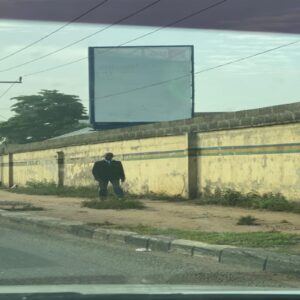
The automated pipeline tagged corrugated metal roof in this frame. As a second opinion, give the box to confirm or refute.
[49,127,96,140]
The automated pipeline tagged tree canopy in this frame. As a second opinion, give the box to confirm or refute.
[0,90,88,144]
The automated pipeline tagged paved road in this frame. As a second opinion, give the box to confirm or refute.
[0,225,299,287]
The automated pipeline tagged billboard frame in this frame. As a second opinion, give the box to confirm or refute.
[88,45,194,130]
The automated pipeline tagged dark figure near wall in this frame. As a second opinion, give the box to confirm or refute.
[92,152,125,200]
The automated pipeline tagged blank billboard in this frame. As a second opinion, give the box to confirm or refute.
[89,46,194,127]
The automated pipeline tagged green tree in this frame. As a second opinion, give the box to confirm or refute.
[0,90,88,144]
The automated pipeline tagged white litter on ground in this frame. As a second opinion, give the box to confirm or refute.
[135,248,152,252]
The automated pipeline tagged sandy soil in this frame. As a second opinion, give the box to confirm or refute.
[0,190,300,234]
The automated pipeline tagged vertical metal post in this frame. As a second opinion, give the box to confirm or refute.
[8,153,13,187]
[0,154,3,186]
[191,45,195,118]
[187,132,198,199]
[57,151,64,187]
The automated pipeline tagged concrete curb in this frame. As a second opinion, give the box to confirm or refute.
[0,210,299,273]
[220,248,268,271]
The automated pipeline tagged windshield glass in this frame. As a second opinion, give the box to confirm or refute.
[0,0,299,290]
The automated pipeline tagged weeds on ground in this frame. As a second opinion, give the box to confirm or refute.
[281,219,290,224]
[6,181,97,198]
[87,221,115,227]
[237,215,259,226]
[0,200,44,211]
[128,192,185,202]
[3,204,44,211]
[196,187,300,214]
[93,223,300,248]
[0,200,28,206]
[81,199,145,210]
[4,181,300,214]
[4,181,183,202]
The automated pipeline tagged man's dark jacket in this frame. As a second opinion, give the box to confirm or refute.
[92,159,125,181]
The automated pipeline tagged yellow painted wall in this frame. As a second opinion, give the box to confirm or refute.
[61,135,187,196]
[7,135,188,197]
[13,150,58,185]
[2,122,300,201]
[0,154,9,186]
[197,123,300,200]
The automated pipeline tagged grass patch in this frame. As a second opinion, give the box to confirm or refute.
[196,187,300,214]
[87,221,115,227]
[99,223,300,248]
[0,200,28,206]
[0,200,44,211]
[128,192,185,202]
[81,199,145,210]
[2,204,44,211]
[281,219,290,224]
[6,182,97,199]
[3,181,184,202]
[237,215,259,226]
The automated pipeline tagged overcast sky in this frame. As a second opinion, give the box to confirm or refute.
[0,18,299,121]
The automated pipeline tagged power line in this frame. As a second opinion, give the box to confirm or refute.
[24,3,300,80]
[0,0,162,73]
[114,0,228,47]
[94,38,300,100]
[0,82,16,99]
[195,39,300,74]
[0,115,8,121]
[22,0,228,78]
[11,36,300,117]
[23,57,87,78]
[0,0,109,64]
[83,0,229,61]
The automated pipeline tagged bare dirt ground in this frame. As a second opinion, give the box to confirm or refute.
[0,190,299,234]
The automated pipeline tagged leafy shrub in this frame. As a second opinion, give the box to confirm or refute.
[4,204,44,211]
[253,193,292,211]
[237,215,258,226]
[197,187,299,213]
[82,199,145,210]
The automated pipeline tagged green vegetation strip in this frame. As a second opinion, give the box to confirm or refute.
[196,188,300,214]
[0,203,44,211]
[3,182,300,214]
[4,181,184,202]
[4,204,44,211]
[99,224,300,248]
[7,182,98,199]
[82,199,145,210]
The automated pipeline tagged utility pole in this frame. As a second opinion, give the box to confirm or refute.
[0,77,22,84]
[0,77,22,100]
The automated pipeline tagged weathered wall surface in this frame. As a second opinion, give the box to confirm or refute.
[13,150,58,186]
[196,123,300,200]
[6,135,188,197]
[1,102,300,200]
[0,154,9,186]
[61,135,187,196]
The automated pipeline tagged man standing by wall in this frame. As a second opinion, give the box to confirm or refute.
[92,152,125,200]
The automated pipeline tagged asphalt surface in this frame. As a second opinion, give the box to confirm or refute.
[0,225,299,287]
